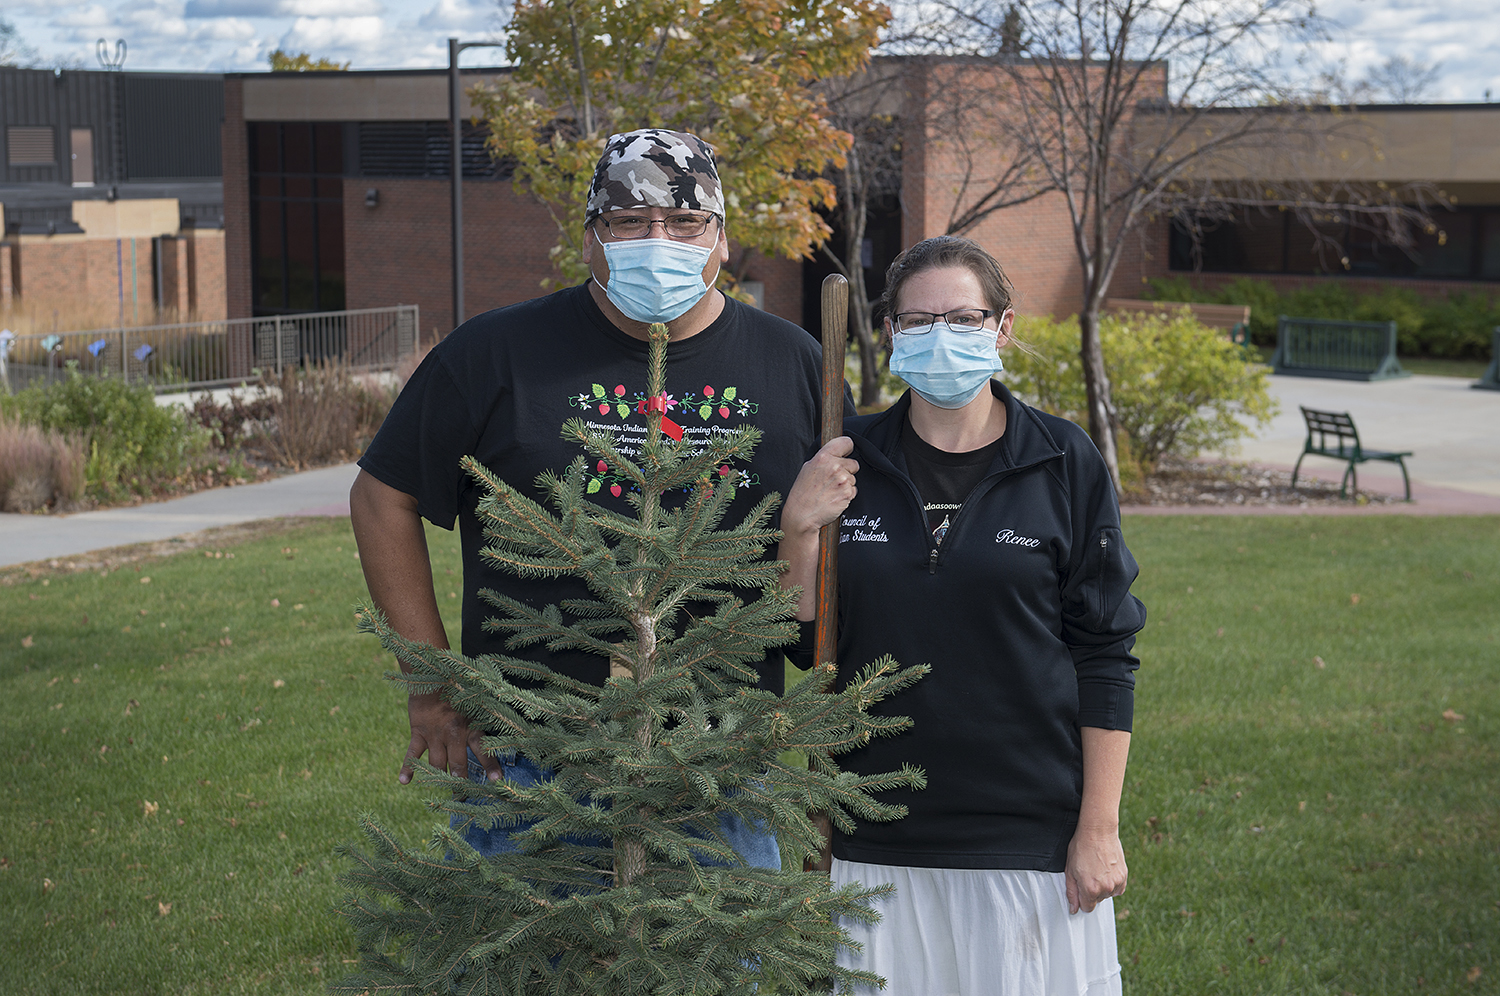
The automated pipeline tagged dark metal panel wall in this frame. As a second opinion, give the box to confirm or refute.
[1,68,223,185]
[0,68,117,185]
[122,76,224,179]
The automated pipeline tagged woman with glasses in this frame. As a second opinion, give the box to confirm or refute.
[779,235,1146,995]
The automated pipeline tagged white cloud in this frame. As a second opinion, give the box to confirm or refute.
[184,0,383,16]
[415,0,499,33]
[274,13,384,63]
[4,0,1495,100]
[1311,0,1500,100]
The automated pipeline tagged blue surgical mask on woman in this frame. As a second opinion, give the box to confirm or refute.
[594,229,720,324]
[889,321,1005,409]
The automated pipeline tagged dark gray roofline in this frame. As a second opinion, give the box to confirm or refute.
[224,66,512,80]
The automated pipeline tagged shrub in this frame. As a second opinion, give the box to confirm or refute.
[0,415,87,512]
[1146,277,1498,358]
[188,391,276,451]
[1005,311,1277,478]
[1420,293,1498,359]
[253,363,394,470]
[0,366,205,498]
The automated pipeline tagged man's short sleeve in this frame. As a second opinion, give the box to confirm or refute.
[358,348,481,530]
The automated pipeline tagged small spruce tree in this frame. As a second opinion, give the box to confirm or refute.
[335,323,926,995]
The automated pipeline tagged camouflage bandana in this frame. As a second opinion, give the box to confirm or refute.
[585,129,724,223]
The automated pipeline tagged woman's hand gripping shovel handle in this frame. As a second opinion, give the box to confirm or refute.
[805,273,848,873]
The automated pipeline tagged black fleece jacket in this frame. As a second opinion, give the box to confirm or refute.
[792,384,1147,872]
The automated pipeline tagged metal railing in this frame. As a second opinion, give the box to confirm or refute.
[0,304,419,394]
[1271,316,1409,382]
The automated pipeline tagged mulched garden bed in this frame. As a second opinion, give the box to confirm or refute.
[1122,457,1402,508]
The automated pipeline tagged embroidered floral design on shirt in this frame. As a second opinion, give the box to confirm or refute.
[567,381,761,495]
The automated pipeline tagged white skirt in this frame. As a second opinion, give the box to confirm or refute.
[831,858,1122,996]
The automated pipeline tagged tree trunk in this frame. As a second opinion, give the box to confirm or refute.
[838,146,883,410]
[847,265,881,409]
[1078,305,1122,495]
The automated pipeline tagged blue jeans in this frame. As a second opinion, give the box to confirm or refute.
[459,749,781,870]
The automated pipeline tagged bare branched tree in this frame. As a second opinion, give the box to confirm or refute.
[816,60,908,407]
[0,16,39,68]
[897,0,1440,491]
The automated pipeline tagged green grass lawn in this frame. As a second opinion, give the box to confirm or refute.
[2,515,1497,994]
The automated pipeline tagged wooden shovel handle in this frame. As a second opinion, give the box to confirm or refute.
[815,273,848,670]
[807,273,847,875]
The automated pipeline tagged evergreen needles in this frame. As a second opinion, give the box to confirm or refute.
[335,322,927,995]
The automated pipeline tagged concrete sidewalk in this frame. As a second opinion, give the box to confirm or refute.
[2,369,1497,569]
[0,463,359,568]
[1220,373,1500,499]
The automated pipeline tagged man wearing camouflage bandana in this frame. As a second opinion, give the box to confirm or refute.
[352,127,847,868]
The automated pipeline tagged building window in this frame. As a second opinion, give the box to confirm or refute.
[248,122,345,314]
[357,120,502,179]
[1171,207,1500,282]
[7,127,55,166]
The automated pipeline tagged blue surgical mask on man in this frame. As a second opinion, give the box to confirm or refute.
[889,320,1005,409]
[594,229,720,324]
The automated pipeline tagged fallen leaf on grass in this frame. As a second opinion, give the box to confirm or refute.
[1216,627,1225,637]
[143,801,158,817]
[293,864,305,876]
[1116,908,1130,921]
[140,577,151,584]
[270,598,280,608]
[98,744,109,755]
[124,699,139,716]
[219,637,233,647]
[272,679,285,689]
[158,901,171,916]
[42,877,56,893]
[1469,967,1482,983]
[293,603,304,611]
[1350,593,1361,605]
[47,677,60,687]
[1443,709,1465,723]
[21,636,33,649]
[328,706,340,716]
[1314,656,1326,669]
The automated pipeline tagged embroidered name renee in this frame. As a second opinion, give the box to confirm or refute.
[995,528,1041,548]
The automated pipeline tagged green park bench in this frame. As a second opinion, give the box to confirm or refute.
[1272,316,1410,381]
[1292,406,1412,501]
[1474,327,1499,391]
[1106,298,1252,345]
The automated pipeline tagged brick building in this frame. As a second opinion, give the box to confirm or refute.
[893,59,1500,317]
[214,61,1498,354]
[0,66,225,322]
[222,68,804,343]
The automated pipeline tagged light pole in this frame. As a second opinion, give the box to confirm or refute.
[449,37,505,331]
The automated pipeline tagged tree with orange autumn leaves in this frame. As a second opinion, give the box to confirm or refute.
[471,0,889,288]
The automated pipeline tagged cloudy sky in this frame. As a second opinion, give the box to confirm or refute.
[1,0,1496,102]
